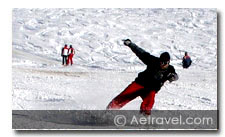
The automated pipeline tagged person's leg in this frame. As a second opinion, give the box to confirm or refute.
[140,91,156,115]
[68,54,73,65]
[71,54,74,65]
[62,56,66,65]
[66,56,69,65]
[107,82,144,109]
[67,55,70,65]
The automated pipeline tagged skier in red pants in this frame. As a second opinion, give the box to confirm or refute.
[107,39,178,115]
[67,45,75,66]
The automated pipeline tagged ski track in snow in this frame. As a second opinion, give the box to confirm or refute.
[12,8,217,110]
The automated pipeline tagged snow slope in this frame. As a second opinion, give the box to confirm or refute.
[12,8,217,110]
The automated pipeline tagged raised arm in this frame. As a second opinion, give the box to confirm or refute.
[123,39,157,65]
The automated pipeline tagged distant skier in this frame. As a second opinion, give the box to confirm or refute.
[61,44,69,66]
[182,52,192,69]
[106,39,178,115]
[67,45,75,66]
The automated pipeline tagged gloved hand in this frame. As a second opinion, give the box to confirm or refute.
[167,73,176,82]
[122,39,132,46]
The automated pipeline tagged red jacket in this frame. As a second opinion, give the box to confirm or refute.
[68,47,75,55]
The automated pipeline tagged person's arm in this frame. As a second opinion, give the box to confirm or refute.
[167,66,179,82]
[123,39,157,65]
[68,48,70,55]
[182,57,185,63]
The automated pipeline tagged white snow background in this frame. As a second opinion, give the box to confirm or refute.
[12,8,217,110]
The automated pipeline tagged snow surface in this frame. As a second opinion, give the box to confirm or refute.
[12,8,217,110]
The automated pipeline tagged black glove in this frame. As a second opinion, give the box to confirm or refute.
[122,39,132,46]
[167,73,176,82]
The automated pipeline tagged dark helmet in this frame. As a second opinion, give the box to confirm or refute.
[160,52,170,62]
[70,45,73,48]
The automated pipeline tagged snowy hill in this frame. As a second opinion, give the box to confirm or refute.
[12,8,217,110]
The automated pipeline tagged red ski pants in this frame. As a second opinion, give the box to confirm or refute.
[107,82,156,113]
[67,54,74,65]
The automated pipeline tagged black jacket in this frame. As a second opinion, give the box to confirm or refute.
[182,56,192,68]
[127,43,178,92]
